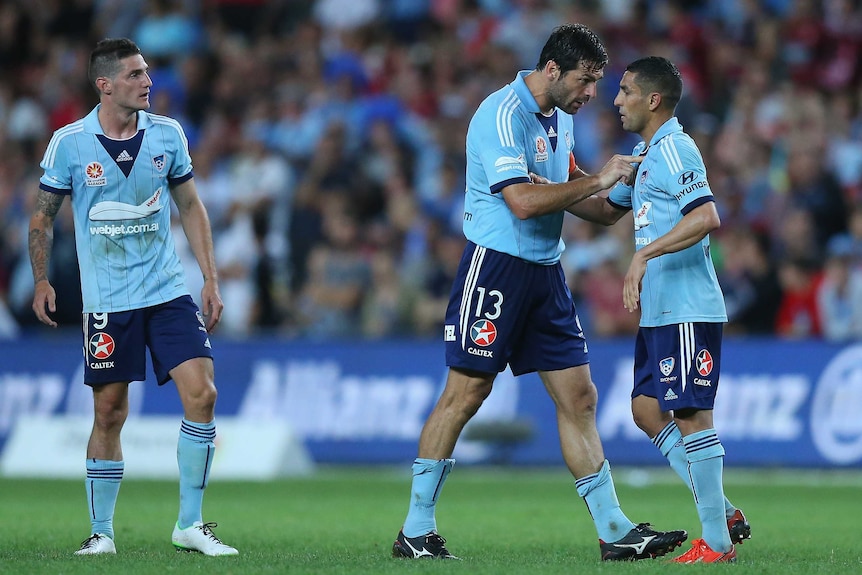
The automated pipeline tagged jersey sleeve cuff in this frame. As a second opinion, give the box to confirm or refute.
[490,175,530,194]
[607,197,630,211]
[168,171,194,186]
[39,183,71,195]
[680,195,714,216]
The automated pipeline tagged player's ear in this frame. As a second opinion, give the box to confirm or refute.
[545,60,560,81]
[96,77,112,96]
[649,92,662,111]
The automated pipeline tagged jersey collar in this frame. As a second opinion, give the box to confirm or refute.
[647,117,683,147]
[512,71,541,114]
[83,105,154,135]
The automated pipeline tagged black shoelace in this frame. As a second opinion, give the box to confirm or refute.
[79,534,104,548]
[199,522,224,543]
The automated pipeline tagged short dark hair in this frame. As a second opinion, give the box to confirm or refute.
[88,38,142,91]
[536,24,608,74]
[625,56,683,110]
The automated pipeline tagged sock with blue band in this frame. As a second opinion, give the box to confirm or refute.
[684,428,732,552]
[177,418,216,529]
[85,458,124,539]
[653,421,736,519]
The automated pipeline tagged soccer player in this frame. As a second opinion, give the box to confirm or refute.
[29,38,237,557]
[567,56,750,563]
[391,24,688,562]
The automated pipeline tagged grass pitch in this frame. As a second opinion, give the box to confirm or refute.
[1,467,860,574]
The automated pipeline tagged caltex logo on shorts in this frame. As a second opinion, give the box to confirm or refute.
[89,332,115,359]
[696,349,714,376]
[470,319,497,347]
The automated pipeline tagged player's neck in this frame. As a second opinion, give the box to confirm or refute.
[639,127,657,145]
[640,114,673,145]
[97,103,140,140]
[524,71,555,115]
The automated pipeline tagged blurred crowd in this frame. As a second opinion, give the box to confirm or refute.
[1,0,862,342]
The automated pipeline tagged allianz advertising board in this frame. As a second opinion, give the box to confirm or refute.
[0,337,860,468]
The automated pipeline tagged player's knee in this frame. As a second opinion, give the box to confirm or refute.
[194,384,218,413]
[572,380,599,408]
[460,396,486,420]
[631,408,654,435]
[630,395,669,436]
[440,381,491,422]
[466,380,494,409]
[93,401,128,430]
[554,381,598,417]
[180,381,217,417]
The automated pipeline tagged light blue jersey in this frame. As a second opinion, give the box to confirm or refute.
[464,71,576,264]
[39,105,192,313]
[609,118,727,327]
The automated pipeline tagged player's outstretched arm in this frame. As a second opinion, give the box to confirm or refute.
[171,179,223,332]
[29,190,64,327]
[505,155,641,220]
[566,191,629,225]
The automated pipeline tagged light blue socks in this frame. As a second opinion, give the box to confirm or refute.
[683,428,733,553]
[575,459,636,542]
[402,458,455,538]
[653,421,735,518]
[177,418,216,529]
[85,459,124,539]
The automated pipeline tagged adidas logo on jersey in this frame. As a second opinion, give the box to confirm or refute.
[116,150,134,162]
[664,388,678,401]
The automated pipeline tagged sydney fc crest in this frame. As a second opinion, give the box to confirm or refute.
[659,357,675,377]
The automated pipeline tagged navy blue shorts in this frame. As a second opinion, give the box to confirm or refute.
[82,295,213,386]
[444,242,588,376]
[632,322,723,411]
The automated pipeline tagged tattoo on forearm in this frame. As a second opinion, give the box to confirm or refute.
[29,192,63,282]
[29,228,53,283]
